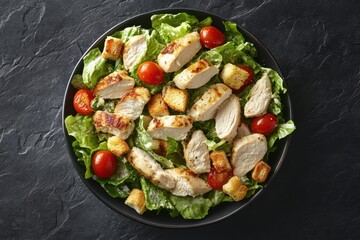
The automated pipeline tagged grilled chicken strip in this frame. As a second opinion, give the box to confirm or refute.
[166,168,212,197]
[157,32,202,73]
[114,87,151,120]
[184,130,211,174]
[93,70,135,99]
[147,115,193,141]
[244,73,272,118]
[123,35,147,71]
[215,95,241,142]
[173,59,219,89]
[92,111,135,139]
[188,83,232,121]
[127,147,176,190]
[231,133,268,177]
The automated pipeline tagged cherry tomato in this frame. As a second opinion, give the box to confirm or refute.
[207,167,233,190]
[137,61,164,85]
[73,89,94,115]
[91,150,117,179]
[232,65,255,94]
[251,113,278,135]
[200,26,225,49]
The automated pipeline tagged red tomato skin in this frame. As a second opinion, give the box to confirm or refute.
[232,65,255,94]
[199,26,225,49]
[207,167,233,190]
[251,113,278,136]
[137,61,164,85]
[73,89,94,115]
[91,150,117,179]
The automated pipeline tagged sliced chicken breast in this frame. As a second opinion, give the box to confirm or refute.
[244,73,272,118]
[188,83,232,121]
[93,70,135,99]
[235,123,251,139]
[173,59,219,89]
[184,130,210,174]
[127,147,176,190]
[147,115,192,141]
[166,168,212,197]
[215,95,241,142]
[123,35,147,71]
[157,32,202,73]
[231,133,268,177]
[92,111,134,139]
[114,87,151,120]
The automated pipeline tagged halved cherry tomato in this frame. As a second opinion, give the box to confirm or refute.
[137,61,164,85]
[232,65,255,94]
[207,167,233,190]
[251,113,278,136]
[73,89,94,115]
[200,26,225,49]
[91,150,117,179]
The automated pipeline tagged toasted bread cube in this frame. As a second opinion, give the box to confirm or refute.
[125,189,147,215]
[148,94,170,117]
[220,63,250,90]
[151,139,168,156]
[102,36,123,61]
[162,86,188,112]
[107,136,130,157]
[210,151,231,172]
[222,176,248,201]
[252,160,271,183]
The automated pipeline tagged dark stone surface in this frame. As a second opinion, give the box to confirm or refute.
[0,0,359,239]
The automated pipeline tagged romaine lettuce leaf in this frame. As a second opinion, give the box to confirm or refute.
[157,22,192,44]
[223,21,245,45]
[169,194,213,220]
[65,114,99,178]
[140,178,174,211]
[82,48,113,89]
[151,13,199,30]
[205,139,230,154]
[196,17,212,29]
[100,184,130,198]
[262,68,287,115]
[268,120,296,149]
[206,190,234,206]
[112,26,146,42]
[241,175,263,198]
[71,74,87,89]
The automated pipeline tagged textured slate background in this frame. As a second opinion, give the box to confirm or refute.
[1,0,359,239]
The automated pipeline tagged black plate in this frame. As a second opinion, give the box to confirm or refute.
[62,8,293,228]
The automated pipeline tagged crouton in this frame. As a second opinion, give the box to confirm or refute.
[222,176,248,201]
[102,36,123,61]
[125,189,147,215]
[220,63,250,90]
[148,94,170,117]
[107,136,130,157]
[162,86,189,112]
[210,151,232,172]
[151,139,168,156]
[252,160,271,183]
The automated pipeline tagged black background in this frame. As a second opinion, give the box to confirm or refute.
[1,0,359,239]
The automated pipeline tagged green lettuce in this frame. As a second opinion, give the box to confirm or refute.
[140,178,174,211]
[82,48,113,89]
[156,22,193,44]
[169,195,213,220]
[263,68,287,115]
[241,175,263,198]
[268,120,296,150]
[206,190,234,206]
[65,114,99,178]
[151,13,199,30]
[223,21,245,45]
[71,74,87,89]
